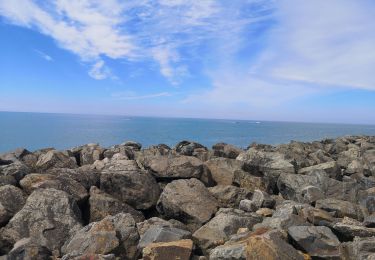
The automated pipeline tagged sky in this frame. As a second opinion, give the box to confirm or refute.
[0,0,375,124]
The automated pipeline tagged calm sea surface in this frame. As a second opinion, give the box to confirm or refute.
[1,111,375,153]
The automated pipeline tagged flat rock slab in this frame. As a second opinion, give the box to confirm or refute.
[142,239,193,260]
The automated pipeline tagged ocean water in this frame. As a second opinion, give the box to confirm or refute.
[1,111,375,153]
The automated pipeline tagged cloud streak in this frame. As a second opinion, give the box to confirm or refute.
[34,49,53,61]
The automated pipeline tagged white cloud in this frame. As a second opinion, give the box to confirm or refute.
[34,49,53,61]
[88,60,112,80]
[111,91,171,100]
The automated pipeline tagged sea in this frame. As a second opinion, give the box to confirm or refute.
[1,111,375,153]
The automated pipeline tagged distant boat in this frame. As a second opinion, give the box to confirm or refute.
[255,121,261,124]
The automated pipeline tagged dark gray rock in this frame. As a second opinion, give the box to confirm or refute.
[0,185,26,226]
[316,198,366,221]
[0,162,30,182]
[70,144,105,166]
[0,188,82,254]
[332,217,375,240]
[175,141,207,156]
[100,159,160,210]
[364,214,375,228]
[157,178,219,231]
[251,189,275,209]
[6,238,51,260]
[89,186,144,223]
[298,161,340,179]
[288,226,341,258]
[208,185,252,208]
[0,175,17,186]
[341,237,375,260]
[46,166,100,189]
[212,143,242,159]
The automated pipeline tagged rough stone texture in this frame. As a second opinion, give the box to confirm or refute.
[142,155,204,179]
[35,150,77,172]
[212,143,243,159]
[332,217,375,240]
[364,214,375,228]
[208,185,252,208]
[157,179,218,231]
[70,144,105,166]
[136,217,188,237]
[209,229,304,260]
[175,141,207,156]
[20,173,88,203]
[0,162,30,182]
[300,207,334,226]
[138,226,191,250]
[63,213,139,259]
[192,208,262,252]
[0,175,17,187]
[142,239,193,260]
[88,186,144,223]
[6,238,52,260]
[298,161,341,179]
[233,169,271,192]
[251,189,276,209]
[47,166,100,189]
[100,159,160,210]
[0,188,82,254]
[0,185,26,226]
[204,158,243,185]
[288,226,341,258]
[61,253,115,260]
[341,237,375,260]
[315,198,366,221]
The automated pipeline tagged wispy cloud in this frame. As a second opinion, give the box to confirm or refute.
[34,49,53,61]
[111,91,171,100]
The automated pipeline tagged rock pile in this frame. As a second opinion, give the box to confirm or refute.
[0,136,374,259]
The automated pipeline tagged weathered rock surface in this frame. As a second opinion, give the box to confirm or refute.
[88,186,144,223]
[142,239,193,260]
[138,226,191,250]
[100,159,160,210]
[157,179,218,231]
[212,143,243,159]
[70,143,105,166]
[35,150,77,172]
[288,226,341,258]
[208,185,252,208]
[0,185,26,226]
[315,198,366,220]
[0,188,82,254]
[204,158,243,185]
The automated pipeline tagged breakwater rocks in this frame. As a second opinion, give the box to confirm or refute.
[0,136,374,259]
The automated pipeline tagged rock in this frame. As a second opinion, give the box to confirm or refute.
[46,166,100,189]
[341,237,375,260]
[239,199,258,212]
[256,208,274,217]
[0,148,30,163]
[288,226,341,258]
[20,173,88,204]
[0,175,17,186]
[142,239,193,260]
[192,208,262,252]
[6,238,51,259]
[251,189,275,209]
[61,253,115,260]
[315,198,366,221]
[88,186,144,223]
[300,207,334,226]
[298,161,340,179]
[175,141,207,156]
[233,169,271,193]
[157,179,218,231]
[298,185,324,204]
[0,188,82,254]
[204,158,243,185]
[35,150,77,172]
[332,217,375,240]
[212,143,242,159]
[138,226,191,250]
[0,185,26,226]
[135,145,172,167]
[122,141,142,151]
[63,213,139,259]
[100,159,160,210]
[208,185,252,208]
[142,155,204,179]
[0,162,30,181]
[70,144,105,166]
[209,228,304,260]
[364,214,375,227]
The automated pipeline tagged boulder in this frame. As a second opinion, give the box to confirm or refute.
[256,208,274,217]
[288,226,341,259]
[332,217,375,240]
[142,155,204,179]
[136,217,188,237]
[5,238,51,259]
[298,161,340,179]
[0,188,82,254]
[61,253,115,260]
[70,144,105,166]
[212,143,242,159]
[46,166,100,189]
[233,169,271,192]
[157,179,219,231]
[88,186,144,223]
[192,208,262,252]
[239,199,258,213]
[175,141,207,156]
[138,226,191,250]
[0,162,30,181]
[299,207,334,226]
[0,185,26,226]
[364,214,375,228]
[315,198,366,221]
[100,159,160,210]
[35,150,77,172]
[341,237,375,260]
[208,185,252,208]
[251,189,275,209]
[209,229,304,260]
[62,213,139,259]
[0,175,17,186]
[20,173,88,204]
[142,239,193,260]
[0,148,30,163]
[204,158,243,185]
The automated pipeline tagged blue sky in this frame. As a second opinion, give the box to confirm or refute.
[0,0,375,124]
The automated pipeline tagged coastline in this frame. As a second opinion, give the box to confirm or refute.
[0,135,374,259]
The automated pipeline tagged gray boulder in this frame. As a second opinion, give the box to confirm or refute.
[88,186,144,223]
[70,144,105,166]
[35,150,77,172]
[204,158,243,185]
[0,185,26,226]
[0,188,82,254]
[136,217,188,237]
[138,226,191,250]
[100,159,160,210]
[175,141,207,156]
[298,161,340,179]
[212,143,243,159]
[5,238,51,260]
[46,166,100,189]
[0,162,30,182]
[288,226,341,259]
[208,185,252,208]
[316,198,366,221]
[157,179,219,231]
[332,217,375,240]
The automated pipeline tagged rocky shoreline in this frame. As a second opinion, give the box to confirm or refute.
[0,136,374,259]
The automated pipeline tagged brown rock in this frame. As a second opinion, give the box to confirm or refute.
[142,239,193,260]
